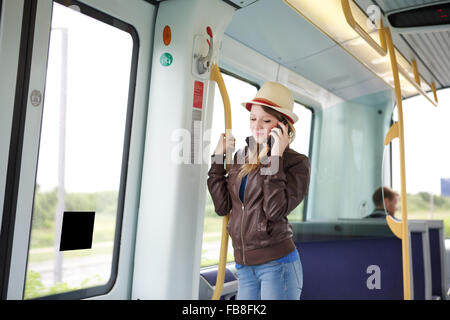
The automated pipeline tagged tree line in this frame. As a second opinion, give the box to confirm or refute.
[33,184,118,229]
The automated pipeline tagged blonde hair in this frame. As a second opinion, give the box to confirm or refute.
[237,106,296,180]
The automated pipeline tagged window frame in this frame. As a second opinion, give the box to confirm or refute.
[1,0,39,300]
[219,68,261,91]
[389,91,450,238]
[27,0,140,300]
[292,101,314,222]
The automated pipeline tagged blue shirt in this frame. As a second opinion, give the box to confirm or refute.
[236,174,299,269]
[239,174,248,203]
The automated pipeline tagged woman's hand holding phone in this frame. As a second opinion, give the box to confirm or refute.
[270,121,289,157]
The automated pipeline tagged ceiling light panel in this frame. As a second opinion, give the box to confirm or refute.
[283,0,436,100]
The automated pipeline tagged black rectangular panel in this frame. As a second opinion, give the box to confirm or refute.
[59,211,95,251]
[389,3,450,28]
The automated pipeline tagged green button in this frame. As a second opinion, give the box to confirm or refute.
[160,52,173,67]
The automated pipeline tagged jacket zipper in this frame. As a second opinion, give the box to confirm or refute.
[239,174,248,265]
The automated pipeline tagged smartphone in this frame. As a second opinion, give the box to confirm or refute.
[267,118,288,147]
[276,118,288,130]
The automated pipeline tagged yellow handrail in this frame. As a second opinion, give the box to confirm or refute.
[341,0,438,106]
[411,60,421,85]
[209,63,232,300]
[383,27,412,300]
[341,0,387,56]
[397,65,438,107]
[411,60,437,102]
[284,0,442,300]
[340,0,444,300]
[432,82,438,103]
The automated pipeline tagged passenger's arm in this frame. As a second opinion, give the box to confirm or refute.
[207,154,232,217]
[262,154,310,222]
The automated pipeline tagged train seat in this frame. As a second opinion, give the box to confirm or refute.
[199,265,238,300]
[295,237,404,299]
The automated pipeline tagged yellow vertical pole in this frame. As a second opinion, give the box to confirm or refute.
[384,27,412,300]
[209,63,232,300]
[378,19,387,53]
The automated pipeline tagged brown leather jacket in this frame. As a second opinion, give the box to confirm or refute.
[207,136,310,266]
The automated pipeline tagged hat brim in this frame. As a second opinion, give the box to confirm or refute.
[241,101,299,124]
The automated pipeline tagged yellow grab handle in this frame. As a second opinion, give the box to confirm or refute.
[209,63,232,300]
[384,122,399,146]
[411,60,421,86]
[341,0,437,107]
[341,0,387,56]
[397,65,437,107]
[384,26,412,300]
[432,82,438,104]
[386,215,402,239]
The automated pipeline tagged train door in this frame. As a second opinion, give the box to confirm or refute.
[131,0,235,299]
[0,0,156,299]
[0,0,24,248]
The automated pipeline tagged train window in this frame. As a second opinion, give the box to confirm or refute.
[287,102,313,222]
[391,88,450,238]
[202,72,257,267]
[24,1,137,299]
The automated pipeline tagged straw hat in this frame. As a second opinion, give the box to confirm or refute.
[241,81,298,124]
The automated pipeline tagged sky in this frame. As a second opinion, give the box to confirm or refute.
[392,88,450,195]
[36,3,132,193]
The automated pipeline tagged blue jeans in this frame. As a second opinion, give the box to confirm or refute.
[236,256,303,300]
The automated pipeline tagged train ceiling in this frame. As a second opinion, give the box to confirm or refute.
[357,0,450,91]
[222,0,450,101]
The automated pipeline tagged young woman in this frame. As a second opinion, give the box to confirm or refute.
[207,81,311,300]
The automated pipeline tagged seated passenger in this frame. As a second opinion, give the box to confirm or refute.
[364,186,399,219]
